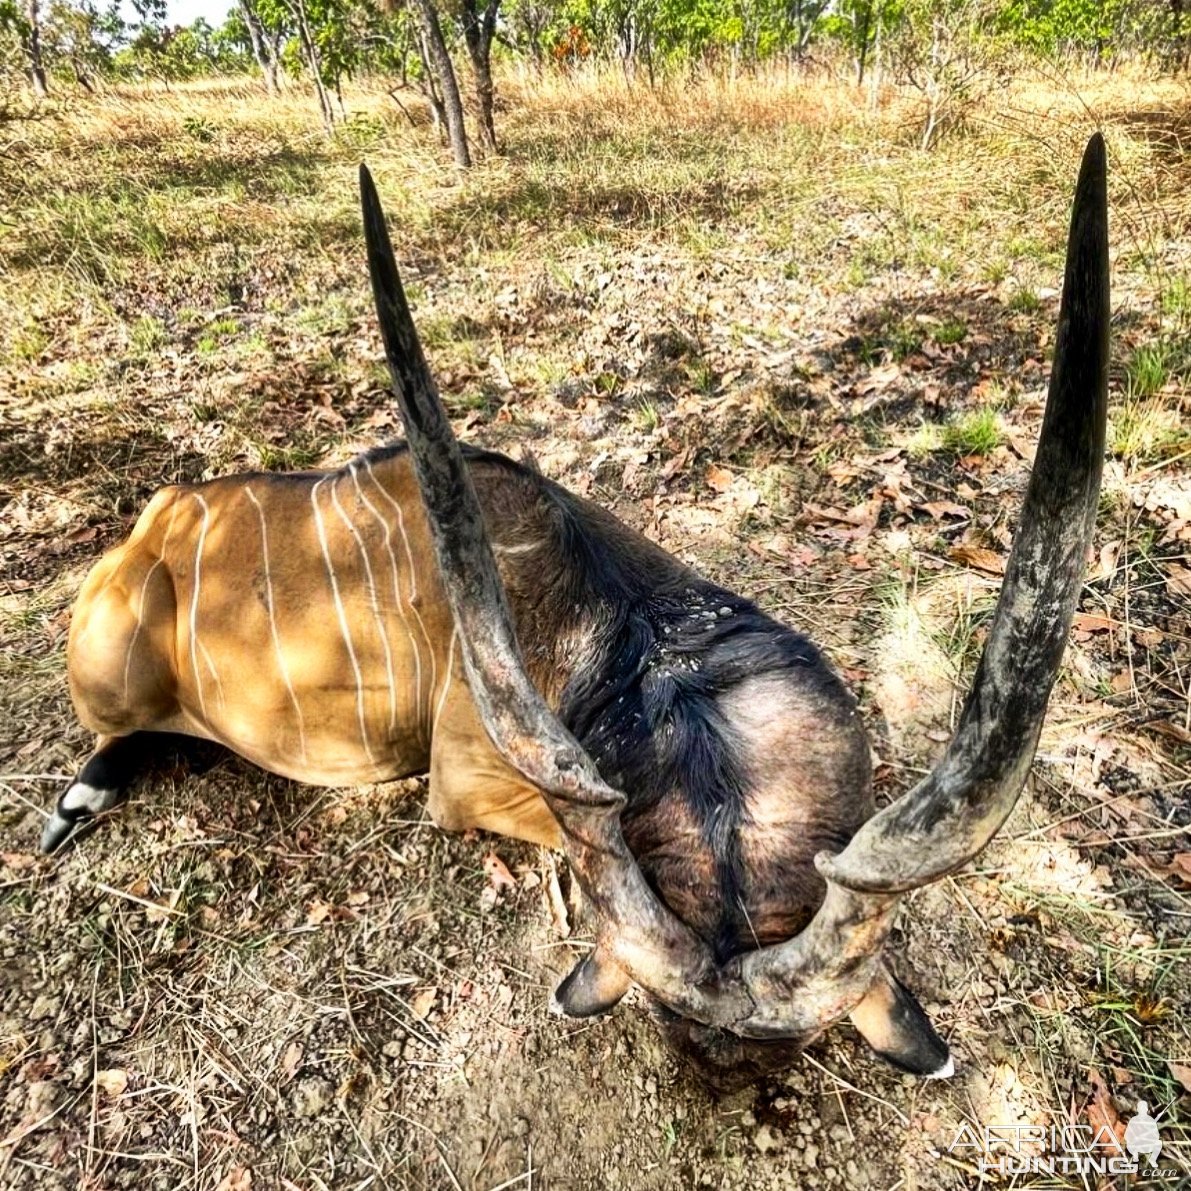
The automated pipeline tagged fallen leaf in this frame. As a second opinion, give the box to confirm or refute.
[483,851,517,890]
[1146,720,1191,746]
[95,1068,128,1097]
[1,852,38,872]
[920,500,970,520]
[281,1041,302,1080]
[1006,433,1037,464]
[1089,539,1121,583]
[1086,1069,1125,1153]
[950,544,1004,575]
[1169,1061,1191,1094]
[1170,853,1191,885]
[660,449,691,481]
[410,988,436,1021]
[215,1166,253,1191]
[856,362,900,395]
[305,900,332,926]
[345,890,369,907]
[1165,565,1191,598]
[1072,612,1116,634]
[706,464,734,494]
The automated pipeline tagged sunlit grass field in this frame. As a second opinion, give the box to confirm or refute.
[1,62,1189,1190]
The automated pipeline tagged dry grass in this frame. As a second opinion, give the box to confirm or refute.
[2,62,1190,1190]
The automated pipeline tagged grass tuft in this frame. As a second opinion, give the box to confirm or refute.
[942,408,1003,456]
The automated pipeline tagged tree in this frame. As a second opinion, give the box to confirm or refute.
[236,0,283,91]
[411,0,470,166]
[457,0,499,151]
[1,0,51,93]
[43,0,123,90]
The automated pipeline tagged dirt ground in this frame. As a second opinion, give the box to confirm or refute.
[1,66,1190,1189]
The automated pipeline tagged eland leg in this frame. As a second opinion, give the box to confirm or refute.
[848,964,952,1078]
[42,734,151,853]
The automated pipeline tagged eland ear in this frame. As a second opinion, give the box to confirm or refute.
[848,965,952,1078]
[550,947,633,1018]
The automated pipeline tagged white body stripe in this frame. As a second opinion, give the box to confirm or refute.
[432,629,457,738]
[197,640,226,710]
[189,495,211,720]
[362,458,438,726]
[246,486,308,762]
[116,497,179,689]
[311,477,375,763]
[331,473,398,734]
[349,464,424,734]
[122,558,163,702]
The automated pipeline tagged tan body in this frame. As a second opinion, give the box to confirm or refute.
[62,442,876,964]
[69,450,564,849]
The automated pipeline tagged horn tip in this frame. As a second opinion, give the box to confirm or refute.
[1078,131,1107,197]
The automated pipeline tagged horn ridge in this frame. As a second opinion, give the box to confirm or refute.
[359,164,727,1020]
[816,131,1110,896]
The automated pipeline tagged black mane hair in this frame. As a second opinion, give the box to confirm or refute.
[362,440,829,960]
[526,463,826,961]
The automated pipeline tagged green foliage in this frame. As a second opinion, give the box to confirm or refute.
[1126,342,1171,398]
[997,0,1160,57]
[0,0,1186,133]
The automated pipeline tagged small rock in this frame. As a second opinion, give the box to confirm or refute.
[26,1080,59,1119]
[30,995,60,1022]
[293,1077,332,1119]
[754,1124,781,1155]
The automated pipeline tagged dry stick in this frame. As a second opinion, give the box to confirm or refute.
[438,1146,465,1191]
[0,1097,75,1181]
[798,1052,910,1127]
[85,958,101,1181]
[487,1166,535,1191]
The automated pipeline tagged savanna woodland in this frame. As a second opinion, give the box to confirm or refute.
[2,0,1191,1183]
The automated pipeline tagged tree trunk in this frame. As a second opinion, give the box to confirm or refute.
[239,0,281,94]
[416,30,448,135]
[855,1,872,85]
[1173,0,1189,68]
[24,0,48,97]
[288,0,335,133]
[459,0,500,153]
[411,0,471,169]
[71,60,95,92]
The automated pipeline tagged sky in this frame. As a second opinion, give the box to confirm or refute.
[171,0,235,22]
[120,0,237,28]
